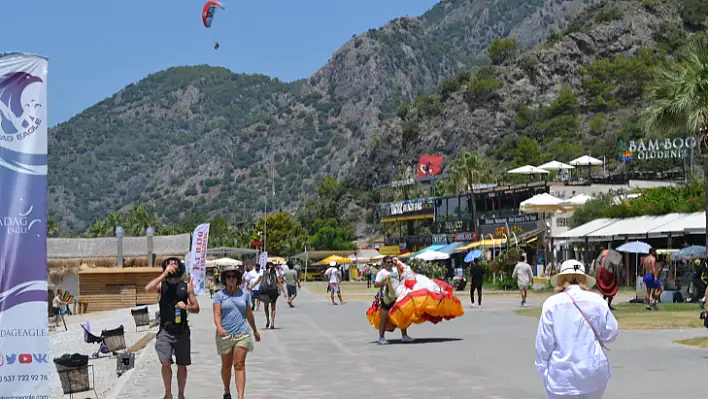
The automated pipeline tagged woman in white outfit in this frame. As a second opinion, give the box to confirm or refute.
[535,259,619,399]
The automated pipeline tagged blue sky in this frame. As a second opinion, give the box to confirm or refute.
[6,0,439,126]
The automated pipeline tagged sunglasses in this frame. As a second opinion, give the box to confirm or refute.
[225,274,238,279]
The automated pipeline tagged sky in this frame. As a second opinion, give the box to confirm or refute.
[5,0,440,127]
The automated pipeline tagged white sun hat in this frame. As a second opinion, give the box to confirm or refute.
[329,261,337,267]
[551,259,596,288]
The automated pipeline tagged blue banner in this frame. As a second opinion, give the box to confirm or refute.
[0,53,50,398]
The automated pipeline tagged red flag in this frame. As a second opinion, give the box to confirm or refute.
[417,155,443,178]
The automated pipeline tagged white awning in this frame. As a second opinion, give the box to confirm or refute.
[650,212,705,235]
[555,218,619,241]
[585,213,682,241]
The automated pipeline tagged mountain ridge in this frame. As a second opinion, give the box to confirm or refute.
[49,0,605,234]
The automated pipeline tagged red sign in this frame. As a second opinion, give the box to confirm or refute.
[417,155,443,178]
[453,232,477,242]
[251,241,263,247]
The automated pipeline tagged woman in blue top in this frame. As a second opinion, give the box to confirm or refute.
[214,266,261,399]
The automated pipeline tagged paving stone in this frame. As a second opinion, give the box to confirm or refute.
[112,288,708,399]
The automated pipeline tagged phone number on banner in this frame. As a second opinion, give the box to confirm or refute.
[1,373,49,383]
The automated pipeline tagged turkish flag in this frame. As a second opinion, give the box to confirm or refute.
[417,155,443,178]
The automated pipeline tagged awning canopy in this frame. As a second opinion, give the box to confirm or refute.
[586,213,681,241]
[650,212,705,235]
[437,241,469,254]
[555,218,618,241]
[454,238,507,253]
[400,244,447,259]
[556,212,705,242]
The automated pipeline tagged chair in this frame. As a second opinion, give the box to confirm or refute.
[130,306,150,331]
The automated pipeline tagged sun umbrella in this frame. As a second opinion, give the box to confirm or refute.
[569,155,604,166]
[319,255,351,265]
[537,161,575,170]
[507,165,550,175]
[520,193,565,213]
[464,249,484,263]
[562,193,594,207]
[616,241,652,254]
[673,245,707,261]
[414,250,450,261]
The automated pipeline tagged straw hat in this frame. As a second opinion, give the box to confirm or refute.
[551,260,596,288]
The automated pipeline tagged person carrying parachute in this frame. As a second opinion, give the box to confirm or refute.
[202,0,224,49]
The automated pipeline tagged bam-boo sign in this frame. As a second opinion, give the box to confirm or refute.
[628,137,697,160]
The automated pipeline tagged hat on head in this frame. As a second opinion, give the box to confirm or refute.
[329,261,337,267]
[551,259,596,288]
[161,256,185,277]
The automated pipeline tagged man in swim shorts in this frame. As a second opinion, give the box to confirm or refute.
[643,248,659,310]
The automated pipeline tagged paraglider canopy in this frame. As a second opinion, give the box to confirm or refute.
[202,0,224,28]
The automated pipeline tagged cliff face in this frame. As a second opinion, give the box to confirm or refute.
[48,0,603,233]
[352,0,685,192]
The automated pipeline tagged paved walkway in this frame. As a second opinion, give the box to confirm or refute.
[114,288,708,399]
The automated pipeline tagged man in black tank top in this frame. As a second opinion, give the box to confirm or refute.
[145,257,200,399]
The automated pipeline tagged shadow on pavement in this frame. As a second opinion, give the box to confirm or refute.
[372,337,463,345]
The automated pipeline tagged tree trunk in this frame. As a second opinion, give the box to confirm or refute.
[703,155,708,249]
[701,130,708,249]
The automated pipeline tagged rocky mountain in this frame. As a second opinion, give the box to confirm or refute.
[353,0,701,189]
[49,0,604,234]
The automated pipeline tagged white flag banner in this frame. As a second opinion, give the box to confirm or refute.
[259,251,268,271]
[189,223,210,295]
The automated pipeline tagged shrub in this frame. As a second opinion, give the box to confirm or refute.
[407,259,447,280]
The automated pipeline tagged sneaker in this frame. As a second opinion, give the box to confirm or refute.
[477,304,482,308]
[401,335,415,343]
[377,338,389,345]
[471,303,476,308]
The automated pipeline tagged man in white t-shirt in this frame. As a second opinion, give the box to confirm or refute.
[512,254,534,307]
[246,265,263,311]
[324,261,344,305]
[374,256,413,345]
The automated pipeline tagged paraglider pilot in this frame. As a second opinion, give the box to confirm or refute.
[214,42,220,50]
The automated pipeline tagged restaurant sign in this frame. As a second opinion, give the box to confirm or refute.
[478,214,539,238]
[625,137,696,160]
[478,214,538,226]
[380,198,433,217]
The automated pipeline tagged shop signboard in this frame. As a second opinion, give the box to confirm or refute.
[478,214,539,238]
[620,137,697,161]
[379,198,433,217]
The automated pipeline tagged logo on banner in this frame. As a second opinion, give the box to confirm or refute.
[0,72,43,141]
[0,353,48,366]
[0,201,42,236]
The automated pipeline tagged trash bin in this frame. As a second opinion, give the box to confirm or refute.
[130,306,150,331]
[54,354,90,394]
[101,325,126,353]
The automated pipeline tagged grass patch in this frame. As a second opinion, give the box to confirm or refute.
[516,303,704,330]
[674,336,708,348]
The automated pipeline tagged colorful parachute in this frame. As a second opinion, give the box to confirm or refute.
[202,0,224,28]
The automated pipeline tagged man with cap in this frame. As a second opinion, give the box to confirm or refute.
[324,260,345,305]
[145,257,200,399]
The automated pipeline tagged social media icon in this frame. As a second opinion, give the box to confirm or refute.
[18,354,32,364]
[5,354,17,365]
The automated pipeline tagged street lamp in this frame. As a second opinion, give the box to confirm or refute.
[116,226,124,267]
[146,227,155,267]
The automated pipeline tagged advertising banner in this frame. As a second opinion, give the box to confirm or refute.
[189,223,210,295]
[258,251,268,271]
[0,53,50,398]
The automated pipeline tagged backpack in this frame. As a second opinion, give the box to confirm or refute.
[262,270,278,294]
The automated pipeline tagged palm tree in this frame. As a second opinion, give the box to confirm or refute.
[449,151,496,234]
[127,204,160,236]
[46,217,60,237]
[641,42,708,246]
